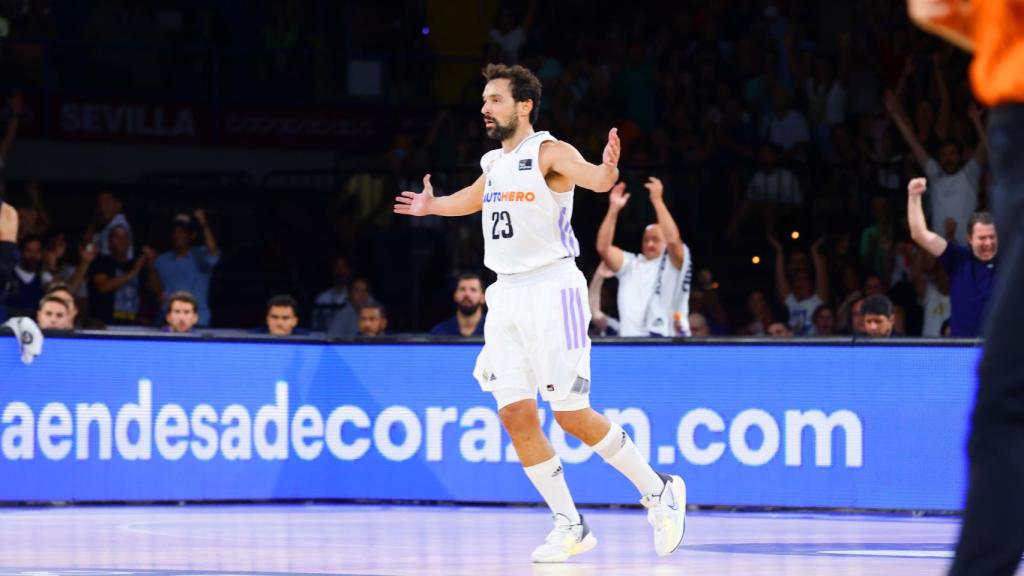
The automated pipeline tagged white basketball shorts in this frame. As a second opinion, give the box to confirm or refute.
[473,258,592,412]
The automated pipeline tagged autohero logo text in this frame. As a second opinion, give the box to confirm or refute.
[0,381,862,468]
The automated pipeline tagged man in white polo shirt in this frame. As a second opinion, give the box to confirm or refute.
[596,176,692,336]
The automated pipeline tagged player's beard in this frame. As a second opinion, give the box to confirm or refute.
[486,114,518,141]
[458,300,482,316]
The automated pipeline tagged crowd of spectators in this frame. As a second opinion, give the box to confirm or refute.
[0,0,1003,339]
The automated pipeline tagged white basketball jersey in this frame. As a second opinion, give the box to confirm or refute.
[479,131,578,275]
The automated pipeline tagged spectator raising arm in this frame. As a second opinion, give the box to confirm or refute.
[907,177,948,257]
[596,181,629,272]
[884,90,931,171]
[933,51,951,141]
[66,242,97,295]
[769,235,791,304]
[645,177,686,270]
[193,209,219,257]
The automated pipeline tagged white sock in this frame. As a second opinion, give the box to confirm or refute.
[523,456,581,525]
[592,422,665,497]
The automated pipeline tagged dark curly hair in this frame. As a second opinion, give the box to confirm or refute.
[482,63,543,125]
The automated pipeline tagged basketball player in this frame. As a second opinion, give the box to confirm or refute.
[394,64,686,563]
[596,177,693,336]
[906,1,1024,574]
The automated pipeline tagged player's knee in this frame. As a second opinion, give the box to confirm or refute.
[553,409,587,437]
[499,400,539,433]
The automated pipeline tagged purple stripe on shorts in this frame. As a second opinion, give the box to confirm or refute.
[567,286,579,349]
[560,289,572,350]
[574,288,586,346]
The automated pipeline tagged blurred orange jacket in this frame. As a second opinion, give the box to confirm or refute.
[916,0,1024,106]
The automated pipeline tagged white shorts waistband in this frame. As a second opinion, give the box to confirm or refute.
[495,258,578,286]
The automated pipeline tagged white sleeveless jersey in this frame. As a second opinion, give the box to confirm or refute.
[479,131,579,275]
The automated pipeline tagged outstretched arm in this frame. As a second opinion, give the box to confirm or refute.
[0,201,18,243]
[769,236,791,303]
[193,209,219,257]
[596,182,628,271]
[907,177,948,257]
[544,128,620,193]
[884,90,931,171]
[646,176,685,270]
[66,243,97,295]
[394,173,485,217]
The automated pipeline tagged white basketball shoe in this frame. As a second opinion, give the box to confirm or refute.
[641,472,687,556]
[531,513,598,563]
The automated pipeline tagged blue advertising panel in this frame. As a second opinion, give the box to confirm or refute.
[0,336,979,510]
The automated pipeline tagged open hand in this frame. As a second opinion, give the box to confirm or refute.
[394,174,434,217]
[602,127,621,167]
[608,182,630,210]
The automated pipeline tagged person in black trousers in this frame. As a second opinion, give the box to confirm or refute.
[907,1,1024,573]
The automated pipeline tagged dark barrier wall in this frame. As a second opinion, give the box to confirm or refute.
[0,335,980,510]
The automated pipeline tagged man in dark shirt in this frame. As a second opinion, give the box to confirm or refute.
[4,234,49,319]
[430,273,486,336]
[907,177,996,337]
[88,225,161,327]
